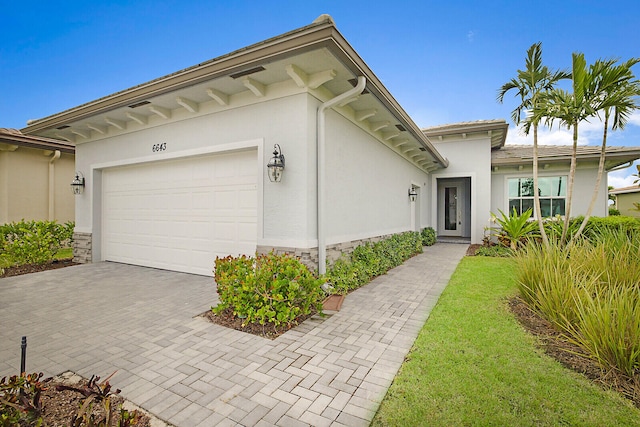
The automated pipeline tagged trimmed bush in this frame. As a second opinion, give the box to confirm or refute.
[475,245,513,257]
[543,215,640,242]
[213,252,325,327]
[326,231,423,295]
[0,220,75,266]
[420,227,436,246]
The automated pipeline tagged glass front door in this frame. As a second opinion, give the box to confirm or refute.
[439,182,464,237]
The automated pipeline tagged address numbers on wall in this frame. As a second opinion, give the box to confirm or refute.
[152,143,167,152]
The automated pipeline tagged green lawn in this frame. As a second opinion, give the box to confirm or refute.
[372,256,640,426]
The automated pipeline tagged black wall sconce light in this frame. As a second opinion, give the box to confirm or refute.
[71,172,85,195]
[408,186,418,202]
[267,144,285,182]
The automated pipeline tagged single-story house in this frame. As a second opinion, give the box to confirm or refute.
[20,15,640,275]
[610,185,640,218]
[0,128,75,224]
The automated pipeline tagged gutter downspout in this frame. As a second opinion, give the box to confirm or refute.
[48,150,61,220]
[317,75,366,274]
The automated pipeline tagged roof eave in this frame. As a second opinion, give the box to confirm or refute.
[21,17,448,169]
[21,20,338,134]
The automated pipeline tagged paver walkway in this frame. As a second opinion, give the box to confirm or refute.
[0,243,467,426]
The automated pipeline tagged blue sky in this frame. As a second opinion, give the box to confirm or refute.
[2,0,639,186]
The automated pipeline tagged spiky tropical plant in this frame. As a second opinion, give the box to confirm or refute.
[491,208,539,250]
[497,43,570,247]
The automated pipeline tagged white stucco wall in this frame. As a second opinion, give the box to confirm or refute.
[323,109,430,244]
[75,88,433,264]
[430,136,492,244]
[75,92,315,258]
[491,162,609,218]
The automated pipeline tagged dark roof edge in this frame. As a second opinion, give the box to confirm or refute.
[0,129,75,153]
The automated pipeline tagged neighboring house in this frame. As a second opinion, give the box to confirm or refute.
[0,128,75,224]
[610,185,640,218]
[20,15,640,275]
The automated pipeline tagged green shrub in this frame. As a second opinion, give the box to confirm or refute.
[0,220,75,266]
[544,215,640,242]
[420,227,436,246]
[609,206,621,216]
[213,252,325,327]
[326,231,423,295]
[474,245,513,257]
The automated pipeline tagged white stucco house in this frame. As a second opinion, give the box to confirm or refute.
[21,15,640,276]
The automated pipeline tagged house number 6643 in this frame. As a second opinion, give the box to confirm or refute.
[152,143,167,152]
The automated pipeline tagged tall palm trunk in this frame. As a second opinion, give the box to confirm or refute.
[561,123,578,245]
[573,113,609,240]
[532,124,549,246]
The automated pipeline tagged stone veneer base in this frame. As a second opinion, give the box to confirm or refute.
[256,232,396,272]
[72,232,92,264]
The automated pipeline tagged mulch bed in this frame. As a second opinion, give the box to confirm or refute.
[466,244,482,256]
[509,295,640,408]
[201,307,319,340]
[8,372,151,427]
[1,259,78,278]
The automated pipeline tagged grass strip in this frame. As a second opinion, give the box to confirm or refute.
[372,256,640,426]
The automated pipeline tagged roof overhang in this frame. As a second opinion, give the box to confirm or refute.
[0,128,75,154]
[422,119,509,149]
[20,15,446,172]
[610,185,640,195]
[492,145,640,171]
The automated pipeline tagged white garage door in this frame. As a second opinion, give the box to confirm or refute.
[102,149,258,276]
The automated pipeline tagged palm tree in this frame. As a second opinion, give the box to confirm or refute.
[573,58,640,239]
[497,43,570,246]
[534,53,598,244]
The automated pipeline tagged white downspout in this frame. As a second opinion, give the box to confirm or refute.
[317,75,366,274]
[48,150,61,220]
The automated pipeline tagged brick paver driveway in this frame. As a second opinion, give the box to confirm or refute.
[0,243,467,426]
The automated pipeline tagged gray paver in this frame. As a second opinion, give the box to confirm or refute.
[0,243,466,426]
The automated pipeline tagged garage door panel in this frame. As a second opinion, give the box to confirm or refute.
[103,150,258,276]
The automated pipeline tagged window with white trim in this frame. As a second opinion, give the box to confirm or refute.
[508,176,567,217]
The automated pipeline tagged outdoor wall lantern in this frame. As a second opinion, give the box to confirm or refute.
[70,172,85,195]
[408,186,418,202]
[267,144,285,183]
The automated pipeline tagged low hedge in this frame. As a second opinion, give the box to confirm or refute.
[326,231,423,295]
[0,220,74,266]
[543,216,640,242]
[421,227,437,246]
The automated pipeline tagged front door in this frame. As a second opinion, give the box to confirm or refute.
[439,183,464,237]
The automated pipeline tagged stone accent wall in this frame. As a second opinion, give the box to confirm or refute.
[72,232,92,264]
[257,233,395,272]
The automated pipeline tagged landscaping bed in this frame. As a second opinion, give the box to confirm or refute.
[201,307,321,340]
[0,258,77,278]
[509,295,639,408]
[1,372,152,427]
